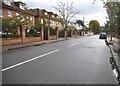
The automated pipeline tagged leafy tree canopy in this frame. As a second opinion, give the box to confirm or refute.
[75,19,84,26]
[89,20,100,34]
[2,16,31,33]
[67,25,76,31]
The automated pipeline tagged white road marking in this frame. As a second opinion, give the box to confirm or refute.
[68,43,79,47]
[2,49,59,72]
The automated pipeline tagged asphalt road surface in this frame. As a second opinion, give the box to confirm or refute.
[2,35,118,84]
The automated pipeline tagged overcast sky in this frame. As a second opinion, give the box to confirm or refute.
[15,0,108,26]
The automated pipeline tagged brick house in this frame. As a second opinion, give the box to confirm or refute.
[1,1,38,45]
[32,9,62,40]
[1,0,62,45]
[2,1,35,35]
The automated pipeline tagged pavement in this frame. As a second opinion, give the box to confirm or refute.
[108,37,120,81]
[1,38,66,52]
[109,37,120,53]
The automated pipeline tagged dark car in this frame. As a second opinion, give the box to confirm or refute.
[0,31,12,38]
[99,32,107,39]
[25,29,40,37]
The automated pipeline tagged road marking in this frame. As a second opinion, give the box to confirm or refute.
[68,43,79,47]
[2,49,59,72]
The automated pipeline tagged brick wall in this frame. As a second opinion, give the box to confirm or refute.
[49,35,57,40]
[1,36,42,45]
[1,38,21,45]
[24,37,41,43]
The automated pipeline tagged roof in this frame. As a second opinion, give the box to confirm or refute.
[13,1,26,5]
[2,2,35,16]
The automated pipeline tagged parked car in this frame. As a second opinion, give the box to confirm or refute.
[0,31,12,38]
[25,29,40,37]
[99,32,107,39]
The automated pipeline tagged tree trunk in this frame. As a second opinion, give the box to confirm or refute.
[83,26,84,36]
[75,31,77,37]
[64,30,67,40]
[56,27,59,39]
[48,27,50,40]
[110,32,112,41]
[41,27,44,41]
[71,30,73,37]
[20,25,25,43]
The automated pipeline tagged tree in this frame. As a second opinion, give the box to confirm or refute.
[93,0,120,39]
[53,1,79,39]
[75,19,84,27]
[2,15,31,41]
[67,25,76,31]
[105,2,120,40]
[2,16,29,35]
[2,17,19,35]
[75,19,85,35]
[101,22,110,33]
[89,20,100,34]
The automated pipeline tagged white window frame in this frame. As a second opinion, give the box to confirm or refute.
[26,16,28,19]
[30,17,33,21]
[16,13,19,16]
[0,9,2,17]
[52,15,54,18]
[8,11,12,17]
[21,16,25,21]
[41,19,43,24]
[45,12,47,15]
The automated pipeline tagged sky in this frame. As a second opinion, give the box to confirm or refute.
[15,0,108,26]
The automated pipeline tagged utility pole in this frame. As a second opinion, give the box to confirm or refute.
[83,17,85,36]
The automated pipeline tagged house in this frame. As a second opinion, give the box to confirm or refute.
[32,9,62,40]
[1,0,62,45]
[1,0,38,45]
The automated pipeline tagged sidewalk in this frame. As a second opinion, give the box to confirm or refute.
[108,37,120,53]
[1,38,65,52]
[108,37,120,78]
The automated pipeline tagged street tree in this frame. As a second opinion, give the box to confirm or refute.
[93,0,120,40]
[75,19,85,35]
[89,20,100,34]
[53,1,79,39]
[2,16,30,35]
[75,19,84,27]
[105,2,120,40]
[2,15,31,42]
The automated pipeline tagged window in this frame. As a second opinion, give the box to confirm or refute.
[30,17,33,21]
[20,5,25,10]
[45,12,47,15]
[21,16,25,21]
[4,0,11,6]
[41,19,43,24]
[26,16,28,19]
[0,9,2,17]
[16,13,19,16]
[25,16,28,23]
[52,15,54,18]
[8,11,12,17]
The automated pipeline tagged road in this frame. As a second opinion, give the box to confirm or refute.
[2,35,118,84]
